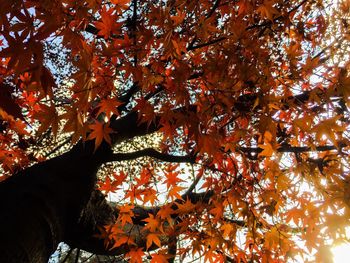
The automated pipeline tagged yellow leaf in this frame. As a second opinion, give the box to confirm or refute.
[258,142,274,157]
[220,223,235,238]
[265,227,280,249]
[312,116,346,146]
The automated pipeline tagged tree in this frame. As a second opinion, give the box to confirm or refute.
[0,0,349,262]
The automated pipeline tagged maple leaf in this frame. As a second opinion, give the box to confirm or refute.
[170,9,186,26]
[98,176,125,193]
[146,233,161,250]
[87,121,113,150]
[112,171,127,186]
[209,200,224,222]
[258,131,279,157]
[95,7,121,38]
[257,0,280,21]
[143,214,160,232]
[117,204,134,226]
[164,165,183,188]
[97,98,122,119]
[204,250,225,263]
[220,223,235,238]
[141,188,158,205]
[61,107,87,143]
[258,142,274,157]
[136,168,152,186]
[98,176,114,193]
[125,185,145,203]
[0,83,24,121]
[157,205,174,225]
[110,0,130,11]
[284,208,304,225]
[311,116,346,146]
[150,253,169,263]
[168,185,185,200]
[176,198,196,214]
[34,104,59,137]
[135,99,155,127]
[126,248,144,263]
[159,120,176,140]
[264,227,281,249]
[198,134,221,156]
[111,234,135,249]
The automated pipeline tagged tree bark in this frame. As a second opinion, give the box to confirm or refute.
[0,140,112,263]
[0,110,160,262]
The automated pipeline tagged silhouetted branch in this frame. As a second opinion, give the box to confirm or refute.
[105,148,196,164]
[239,143,347,155]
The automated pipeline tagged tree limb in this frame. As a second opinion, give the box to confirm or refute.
[65,188,215,256]
[239,143,348,155]
[104,148,196,164]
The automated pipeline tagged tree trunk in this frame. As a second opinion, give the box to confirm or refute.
[0,141,111,263]
[0,112,162,262]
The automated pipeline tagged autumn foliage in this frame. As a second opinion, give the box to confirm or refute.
[1,0,350,262]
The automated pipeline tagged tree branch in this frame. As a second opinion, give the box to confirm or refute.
[239,143,348,155]
[108,105,197,146]
[104,148,196,164]
[187,36,227,51]
[116,83,140,112]
[109,111,160,145]
[206,0,221,19]
[132,0,138,67]
[65,188,215,257]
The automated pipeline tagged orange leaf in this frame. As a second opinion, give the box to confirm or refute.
[62,107,87,143]
[146,233,161,250]
[164,165,184,188]
[97,98,122,119]
[257,0,280,21]
[95,7,121,38]
[143,214,160,232]
[34,104,59,137]
[151,253,169,263]
[111,235,135,249]
[168,185,185,200]
[117,204,134,226]
[157,205,174,225]
[258,142,274,157]
[209,200,224,222]
[111,0,130,6]
[87,121,113,150]
[126,248,144,263]
[142,188,158,205]
[176,198,196,214]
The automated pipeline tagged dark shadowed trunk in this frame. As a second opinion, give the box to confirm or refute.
[0,112,160,263]
[0,141,112,263]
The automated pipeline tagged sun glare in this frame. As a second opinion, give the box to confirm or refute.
[332,243,350,263]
